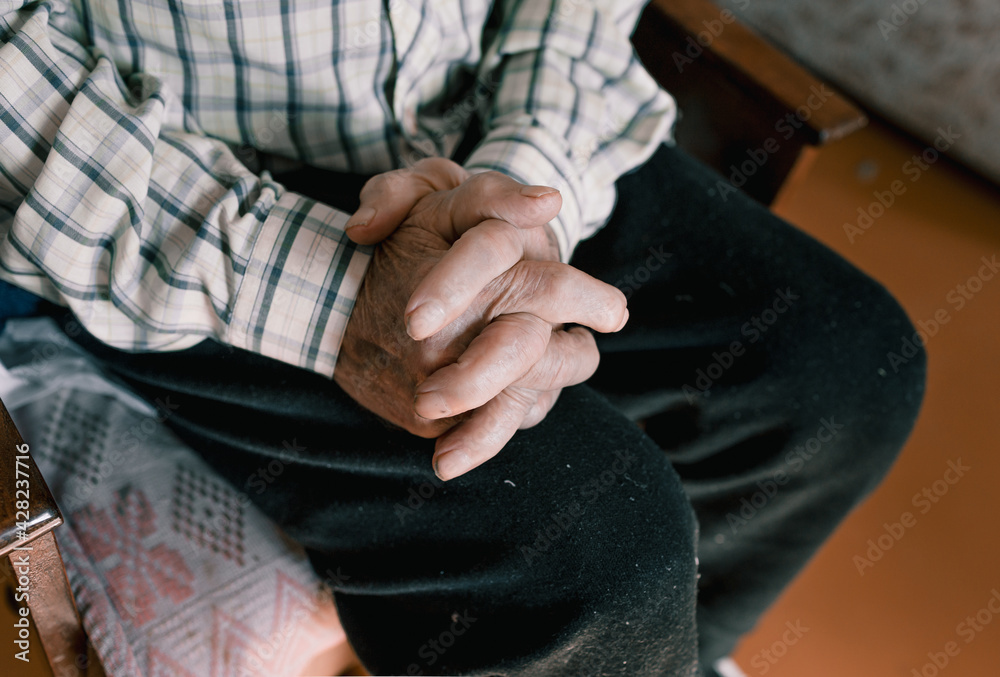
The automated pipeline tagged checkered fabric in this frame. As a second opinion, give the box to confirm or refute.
[0,0,675,376]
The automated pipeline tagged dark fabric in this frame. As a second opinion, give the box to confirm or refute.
[0,280,43,333]
[55,143,926,676]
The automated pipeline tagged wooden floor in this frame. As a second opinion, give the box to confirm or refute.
[3,117,999,676]
[732,119,1000,676]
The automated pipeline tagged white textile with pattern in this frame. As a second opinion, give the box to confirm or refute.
[0,317,345,677]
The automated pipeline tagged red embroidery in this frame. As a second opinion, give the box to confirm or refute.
[147,647,200,677]
[73,485,195,626]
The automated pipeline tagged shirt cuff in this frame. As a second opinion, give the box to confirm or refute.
[463,125,593,263]
[226,191,372,378]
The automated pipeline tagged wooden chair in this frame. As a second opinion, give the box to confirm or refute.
[633,0,866,207]
[1,396,102,676]
[0,1,866,674]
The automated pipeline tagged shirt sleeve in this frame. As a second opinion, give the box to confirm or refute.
[0,2,370,377]
[463,0,676,262]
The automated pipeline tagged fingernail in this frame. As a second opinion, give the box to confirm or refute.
[519,185,559,198]
[434,448,473,481]
[406,301,446,339]
[414,390,451,419]
[616,309,629,332]
[346,206,377,230]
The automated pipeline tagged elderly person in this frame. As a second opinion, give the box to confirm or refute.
[0,0,924,674]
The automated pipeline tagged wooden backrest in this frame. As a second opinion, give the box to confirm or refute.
[632,0,867,204]
[1,396,100,676]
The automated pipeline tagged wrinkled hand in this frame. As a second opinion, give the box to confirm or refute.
[335,159,627,480]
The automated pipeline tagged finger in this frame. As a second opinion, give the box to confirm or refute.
[519,388,561,429]
[415,325,595,421]
[404,219,525,339]
[346,158,468,244]
[414,313,551,420]
[409,259,627,341]
[513,327,600,391]
[432,387,538,481]
[439,171,562,240]
[492,261,629,333]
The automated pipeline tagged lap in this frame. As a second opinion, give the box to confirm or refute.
[52,142,925,675]
[60,322,702,674]
[577,142,923,464]
[574,143,925,666]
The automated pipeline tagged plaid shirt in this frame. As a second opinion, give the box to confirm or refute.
[0,0,674,377]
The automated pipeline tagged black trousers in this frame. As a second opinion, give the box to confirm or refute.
[62,143,926,676]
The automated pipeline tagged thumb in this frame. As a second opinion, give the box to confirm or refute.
[346,159,468,245]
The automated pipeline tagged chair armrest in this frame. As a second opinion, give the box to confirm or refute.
[632,0,867,203]
[0,395,62,558]
[1,395,98,675]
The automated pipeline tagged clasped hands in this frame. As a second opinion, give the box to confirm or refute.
[333,159,627,481]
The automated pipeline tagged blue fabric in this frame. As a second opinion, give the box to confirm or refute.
[0,281,43,333]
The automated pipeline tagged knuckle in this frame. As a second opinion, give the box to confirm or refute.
[466,171,512,205]
[502,386,539,415]
[541,263,576,301]
[506,315,551,359]
[469,170,505,190]
[357,174,384,201]
[545,330,598,387]
[545,354,573,389]
[519,390,557,429]
[464,221,520,260]
[520,407,544,429]
[416,157,466,188]
[414,157,444,172]
[462,171,490,195]
[380,170,411,192]
[487,262,538,317]
[360,170,406,203]
[508,260,543,290]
